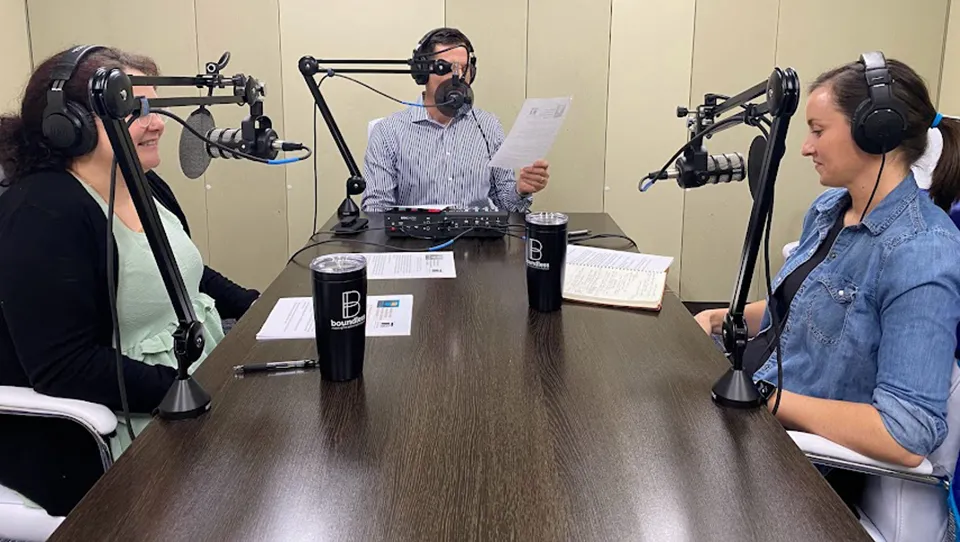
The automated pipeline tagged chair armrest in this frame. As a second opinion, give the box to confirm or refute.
[0,386,117,437]
[788,430,943,485]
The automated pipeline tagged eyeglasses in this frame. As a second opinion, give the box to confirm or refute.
[131,111,168,128]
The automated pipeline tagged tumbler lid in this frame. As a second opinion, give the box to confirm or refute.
[309,253,367,275]
[525,212,569,226]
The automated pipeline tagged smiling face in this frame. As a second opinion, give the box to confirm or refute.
[800,85,873,188]
[87,68,165,171]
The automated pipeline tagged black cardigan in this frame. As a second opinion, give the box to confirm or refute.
[0,169,258,513]
[0,168,259,408]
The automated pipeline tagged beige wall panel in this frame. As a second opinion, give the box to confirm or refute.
[679,0,779,302]
[770,0,949,285]
[940,2,960,114]
[445,0,526,134]
[196,0,288,291]
[26,0,209,259]
[0,0,32,114]
[604,0,695,293]
[279,0,444,254]
[526,0,610,213]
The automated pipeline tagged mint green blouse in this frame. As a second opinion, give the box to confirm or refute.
[73,174,224,457]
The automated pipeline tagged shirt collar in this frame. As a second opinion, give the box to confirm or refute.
[410,93,431,124]
[814,171,919,235]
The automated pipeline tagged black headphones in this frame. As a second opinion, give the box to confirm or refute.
[41,45,105,157]
[851,51,907,155]
[411,28,477,86]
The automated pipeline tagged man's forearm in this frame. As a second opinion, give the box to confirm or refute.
[771,390,926,467]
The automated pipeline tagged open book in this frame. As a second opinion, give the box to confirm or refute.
[563,245,674,311]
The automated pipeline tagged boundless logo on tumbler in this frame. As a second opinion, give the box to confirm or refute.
[526,238,549,270]
[331,290,366,329]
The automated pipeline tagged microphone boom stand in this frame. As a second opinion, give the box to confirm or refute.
[297,56,442,234]
[697,68,800,408]
[89,63,265,419]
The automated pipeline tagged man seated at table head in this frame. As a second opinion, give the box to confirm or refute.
[361,27,550,212]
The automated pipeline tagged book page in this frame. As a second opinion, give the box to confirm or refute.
[566,245,673,274]
[563,266,665,303]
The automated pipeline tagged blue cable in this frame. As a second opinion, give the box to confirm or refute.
[427,239,455,251]
[267,157,302,165]
[639,178,656,192]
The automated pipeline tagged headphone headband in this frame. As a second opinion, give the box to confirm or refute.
[50,45,106,87]
[416,28,475,58]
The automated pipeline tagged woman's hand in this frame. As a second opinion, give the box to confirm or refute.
[694,308,725,335]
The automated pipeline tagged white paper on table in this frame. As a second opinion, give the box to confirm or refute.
[365,294,414,337]
[361,252,456,280]
[566,245,673,274]
[255,295,414,340]
[255,297,314,340]
[487,97,573,170]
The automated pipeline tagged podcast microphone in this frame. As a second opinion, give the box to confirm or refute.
[647,151,746,189]
[178,110,305,179]
[436,73,474,118]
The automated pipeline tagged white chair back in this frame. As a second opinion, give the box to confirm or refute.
[858,361,960,541]
[367,117,384,141]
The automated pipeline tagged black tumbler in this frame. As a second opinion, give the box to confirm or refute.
[310,253,367,381]
[525,212,568,312]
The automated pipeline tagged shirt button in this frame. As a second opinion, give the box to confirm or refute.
[448,176,453,181]
[446,152,451,156]
[829,252,837,259]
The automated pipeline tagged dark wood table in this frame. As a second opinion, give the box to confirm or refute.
[51,213,868,541]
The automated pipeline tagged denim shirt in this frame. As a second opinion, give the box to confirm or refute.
[753,174,960,456]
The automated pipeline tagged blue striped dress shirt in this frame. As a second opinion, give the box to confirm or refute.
[361,103,533,212]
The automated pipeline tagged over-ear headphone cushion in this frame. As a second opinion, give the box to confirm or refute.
[65,101,98,156]
[852,98,906,155]
[42,101,98,156]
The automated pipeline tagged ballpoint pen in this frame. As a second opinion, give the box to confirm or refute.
[233,359,318,374]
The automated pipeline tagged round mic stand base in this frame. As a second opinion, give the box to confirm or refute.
[157,376,212,420]
[711,368,763,408]
[334,196,369,234]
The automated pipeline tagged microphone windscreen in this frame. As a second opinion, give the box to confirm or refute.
[179,107,215,179]
[435,78,474,118]
[748,135,767,200]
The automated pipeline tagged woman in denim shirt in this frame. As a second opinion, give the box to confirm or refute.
[696,54,960,468]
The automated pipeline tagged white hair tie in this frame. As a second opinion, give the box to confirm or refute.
[913,113,959,189]
[912,127,942,190]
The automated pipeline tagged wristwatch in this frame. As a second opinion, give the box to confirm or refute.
[756,379,778,404]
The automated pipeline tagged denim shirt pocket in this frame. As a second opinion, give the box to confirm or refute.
[805,273,859,345]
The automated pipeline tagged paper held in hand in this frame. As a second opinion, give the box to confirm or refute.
[487,97,573,170]
[562,245,673,311]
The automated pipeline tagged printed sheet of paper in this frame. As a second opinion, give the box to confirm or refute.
[362,252,456,280]
[256,295,414,340]
[255,297,314,341]
[488,97,573,170]
[566,245,673,274]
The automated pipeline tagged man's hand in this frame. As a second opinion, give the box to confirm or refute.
[517,159,550,195]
